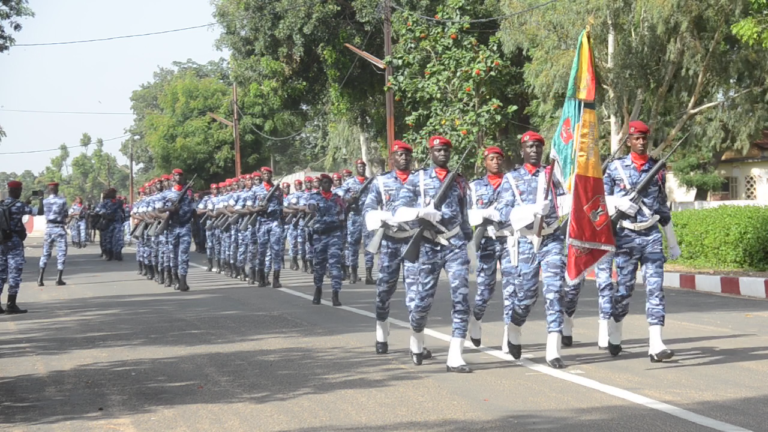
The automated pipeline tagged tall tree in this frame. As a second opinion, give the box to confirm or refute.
[733,0,768,47]
[0,0,33,52]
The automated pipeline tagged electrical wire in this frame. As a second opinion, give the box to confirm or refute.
[236,107,304,141]
[0,134,129,155]
[15,24,216,47]
[391,0,558,24]
[339,29,375,89]
[0,109,133,115]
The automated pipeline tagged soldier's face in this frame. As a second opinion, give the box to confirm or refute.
[333,178,342,187]
[313,180,320,189]
[212,187,218,195]
[628,134,648,155]
[485,154,503,175]
[393,150,413,171]
[294,182,303,191]
[430,145,451,168]
[284,185,291,194]
[245,179,253,188]
[254,177,262,186]
[356,163,366,176]
[321,178,333,192]
[521,140,543,166]
[343,173,352,180]
[174,173,184,185]
[262,171,272,183]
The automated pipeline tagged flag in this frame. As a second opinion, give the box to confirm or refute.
[553,29,615,284]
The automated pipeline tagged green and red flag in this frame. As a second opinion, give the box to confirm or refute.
[549,29,615,284]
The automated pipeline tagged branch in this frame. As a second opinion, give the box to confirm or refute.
[688,88,758,115]
[686,15,727,112]
[649,33,683,131]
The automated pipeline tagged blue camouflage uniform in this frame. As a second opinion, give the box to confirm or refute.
[300,190,312,262]
[393,167,472,338]
[254,183,283,271]
[112,200,126,256]
[228,189,244,270]
[307,191,345,291]
[336,177,374,270]
[233,186,256,270]
[214,193,229,265]
[197,194,216,261]
[286,191,302,260]
[39,194,69,271]
[363,171,419,321]
[0,198,34,295]
[68,203,87,245]
[149,194,169,270]
[595,254,615,320]
[604,155,670,326]
[495,165,567,334]
[163,185,196,276]
[468,175,514,322]
[130,198,144,264]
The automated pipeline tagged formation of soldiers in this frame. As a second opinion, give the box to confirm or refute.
[0,120,680,373]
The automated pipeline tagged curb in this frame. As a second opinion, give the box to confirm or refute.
[583,269,768,300]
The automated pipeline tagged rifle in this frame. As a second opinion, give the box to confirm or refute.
[471,205,502,252]
[611,132,688,230]
[200,213,209,225]
[402,145,474,263]
[345,176,375,214]
[242,178,284,231]
[130,219,145,238]
[155,174,198,236]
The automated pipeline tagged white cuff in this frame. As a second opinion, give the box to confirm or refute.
[605,195,619,215]
[468,209,484,227]
[393,207,420,223]
[365,210,389,231]
[557,194,573,217]
[510,205,536,231]
[662,221,679,249]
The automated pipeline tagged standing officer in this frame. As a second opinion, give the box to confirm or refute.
[253,167,284,288]
[0,180,35,313]
[38,181,69,287]
[68,196,87,249]
[336,159,374,284]
[466,146,511,348]
[391,136,473,373]
[603,120,680,362]
[158,169,195,291]
[364,141,432,358]
[307,174,345,306]
[494,131,570,369]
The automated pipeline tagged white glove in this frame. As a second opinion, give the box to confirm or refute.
[509,205,536,231]
[482,208,502,222]
[533,200,551,216]
[557,194,573,217]
[467,209,484,227]
[615,197,639,216]
[418,206,442,223]
[663,221,681,260]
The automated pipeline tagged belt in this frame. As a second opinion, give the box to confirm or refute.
[384,227,418,239]
[47,221,66,226]
[483,224,514,238]
[619,215,659,231]
[519,223,559,238]
[421,225,461,246]
[314,225,342,236]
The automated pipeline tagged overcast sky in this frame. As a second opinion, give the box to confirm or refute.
[0,0,227,174]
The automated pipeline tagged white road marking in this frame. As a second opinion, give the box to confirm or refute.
[182,261,750,432]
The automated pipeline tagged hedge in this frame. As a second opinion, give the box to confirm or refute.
[671,205,768,271]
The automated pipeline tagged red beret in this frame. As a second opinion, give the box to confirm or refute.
[218,182,226,188]
[392,140,413,153]
[47,182,59,187]
[304,176,314,182]
[252,172,262,177]
[428,136,452,148]
[172,168,183,174]
[261,166,273,173]
[521,131,544,144]
[226,179,233,185]
[342,169,352,175]
[294,179,304,185]
[628,120,650,135]
[319,173,332,181]
[314,176,322,181]
[139,187,145,193]
[483,146,504,157]
[210,183,217,188]
[7,181,22,188]
[162,174,172,180]
[332,172,342,179]
[242,174,252,179]
[355,159,367,165]
[281,182,290,186]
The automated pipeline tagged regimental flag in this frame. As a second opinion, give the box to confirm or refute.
[553,29,615,284]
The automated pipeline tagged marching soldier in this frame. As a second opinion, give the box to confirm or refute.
[68,196,87,249]
[38,182,69,287]
[603,120,680,362]
[494,131,571,369]
[307,174,345,306]
[158,168,195,291]
[113,194,126,261]
[342,169,353,182]
[131,188,146,275]
[336,159,374,285]
[391,136,473,373]
[232,174,256,283]
[281,181,291,270]
[466,146,512,349]
[303,175,316,273]
[254,167,284,288]
[0,180,36,313]
[285,179,303,271]
[197,183,218,271]
[212,181,229,274]
[331,173,343,190]
[363,140,432,359]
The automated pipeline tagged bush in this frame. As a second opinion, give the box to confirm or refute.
[671,205,768,271]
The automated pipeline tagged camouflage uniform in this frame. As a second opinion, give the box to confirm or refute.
[164,186,196,276]
[0,198,34,295]
[336,177,374,270]
[112,199,126,257]
[254,183,284,271]
[197,194,216,262]
[39,194,69,271]
[307,191,345,291]
[286,191,302,260]
[233,187,254,271]
[68,203,86,245]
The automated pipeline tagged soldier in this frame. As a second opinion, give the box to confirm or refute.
[331,173,343,190]
[232,174,255,283]
[158,168,195,291]
[303,176,316,273]
[131,188,146,275]
[0,180,35,313]
[603,120,680,362]
[336,159,374,285]
[312,177,321,192]
[38,182,69,287]
[494,131,571,369]
[342,169,353,182]
[332,172,349,280]
[363,140,432,359]
[197,183,218,271]
[466,146,513,349]
[68,196,87,249]
[281,181,291,269]
[285,179,304,271]
[112,194,126,261]
[391,136,473,373]
[306,174,345,306]
[253,167,284,288]
[149,179,169,284]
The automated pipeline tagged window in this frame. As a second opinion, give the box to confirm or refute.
[745,175,757,200]
[719,177,738,200]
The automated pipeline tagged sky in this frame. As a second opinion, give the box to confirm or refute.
[0,0,228,174]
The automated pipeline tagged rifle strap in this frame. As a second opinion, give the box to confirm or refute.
[378,177,387,206]
[419,171,426,206]
[614,162,653,218]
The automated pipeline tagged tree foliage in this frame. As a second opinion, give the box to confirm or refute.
[733,0,768,48]
[0,0,33,52]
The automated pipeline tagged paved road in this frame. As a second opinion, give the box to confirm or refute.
[1,241,766,431]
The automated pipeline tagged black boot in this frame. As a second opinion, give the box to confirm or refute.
[173,270,180,290]
[265,271,271,286]
[158,266,166,285]
[239,266,247,282]
[55,270,66,286]
[257,269,268,287]
[249,267,256,285]
[302,259,308,273]
[138,262,144,276]
[178,274,190,292]
[309,260,314,274]
[332,290,342,307]
[206,258,213,272]
[5,294,27,314]
[115,251,123,261]
[291,256,299,271]
[165,268,174,288]
[37,267,45,287]
[272,270,282,288]
[215,259,222,274]
[230,263,237,279]
[146,264,155,281]
[365,267,374,285]
[350,266,359,284]
[233,265,241,280]
[342,265,349,281]
[312,286,322,305]
[105,250,112,261]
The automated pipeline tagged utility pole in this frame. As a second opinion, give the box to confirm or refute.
[232,84,242,177]
[129,139,134,207]
[106,159,111,188]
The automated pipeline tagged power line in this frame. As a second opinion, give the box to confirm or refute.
[391,0,558,24]
[236,107,304,141]
[14,24,216,47]
[0,134,129,155]
[0,109,133,115]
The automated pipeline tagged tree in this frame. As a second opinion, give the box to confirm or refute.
[733,0,768,48]
[0,0,33,52]
[499,0,768,196]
